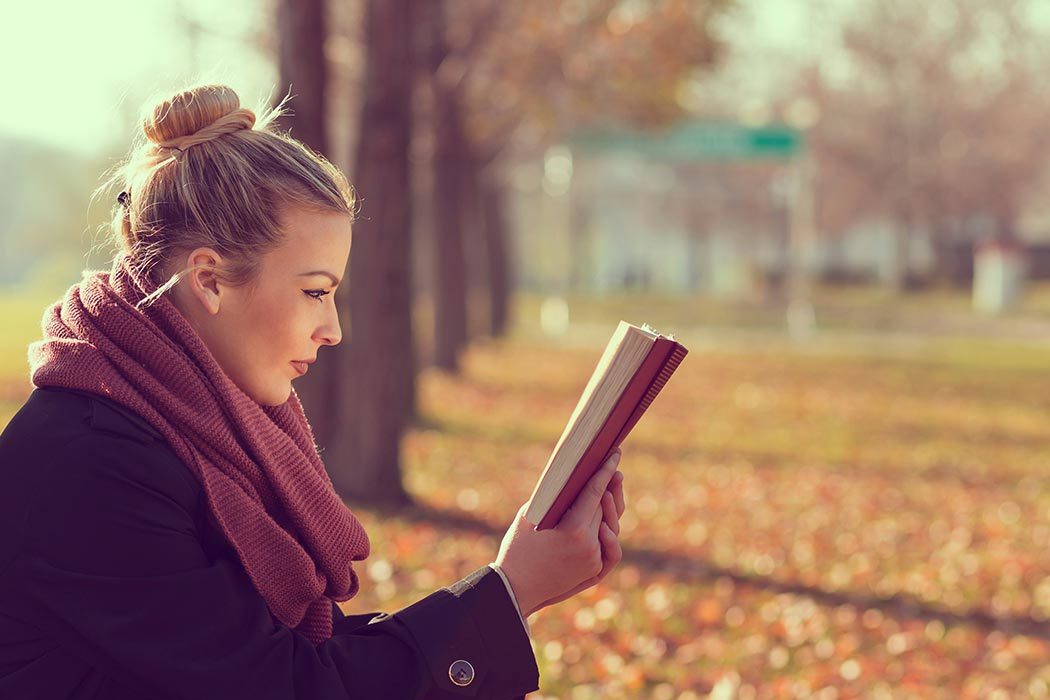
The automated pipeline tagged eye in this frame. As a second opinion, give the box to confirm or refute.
[303,289,332,303]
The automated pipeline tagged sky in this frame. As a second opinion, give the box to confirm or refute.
[6,0,1048,158]
[0,0,275,157]
[0,0,836,158]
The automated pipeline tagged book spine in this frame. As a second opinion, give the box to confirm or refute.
[611,343,688,445]
[535,339,687,530]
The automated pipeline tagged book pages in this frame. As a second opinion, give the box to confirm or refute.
[526,321,655,520]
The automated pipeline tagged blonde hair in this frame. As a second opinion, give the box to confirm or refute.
[95,83,356,307]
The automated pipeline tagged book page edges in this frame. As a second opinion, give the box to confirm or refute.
[525,322,648,515]
[559,321,634,439]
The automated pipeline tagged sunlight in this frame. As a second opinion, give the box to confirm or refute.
[0,0,272,156]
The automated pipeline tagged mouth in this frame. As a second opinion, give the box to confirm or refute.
[291,361,310,376]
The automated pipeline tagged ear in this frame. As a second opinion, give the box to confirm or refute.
[182,247,226,315]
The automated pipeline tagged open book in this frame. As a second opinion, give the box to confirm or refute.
[525,321,688,530]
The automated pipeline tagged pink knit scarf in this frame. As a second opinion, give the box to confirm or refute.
[27,254,370,646]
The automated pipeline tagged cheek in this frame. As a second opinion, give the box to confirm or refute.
[244,295,320,363]
[207,290,311,403]
[245,297,303,356]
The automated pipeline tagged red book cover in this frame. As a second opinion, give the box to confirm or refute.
[535,337,688,530]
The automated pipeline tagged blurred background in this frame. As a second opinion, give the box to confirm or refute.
[4,0,1050,698]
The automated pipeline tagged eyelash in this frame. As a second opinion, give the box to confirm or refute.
[303,289,332,303]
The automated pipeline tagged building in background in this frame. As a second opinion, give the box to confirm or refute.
[510,120,1050,298]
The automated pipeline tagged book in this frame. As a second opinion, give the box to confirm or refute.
[525,321,689,530]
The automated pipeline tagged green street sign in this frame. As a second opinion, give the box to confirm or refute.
[570,122,803,161]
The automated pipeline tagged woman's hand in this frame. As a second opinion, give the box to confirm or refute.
[529,468,625,612]
[494,449,627,618]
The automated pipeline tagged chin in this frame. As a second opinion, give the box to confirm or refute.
[249,382,293,407]
[267,388,294,407]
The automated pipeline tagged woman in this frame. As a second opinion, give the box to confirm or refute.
[0,84,626,700]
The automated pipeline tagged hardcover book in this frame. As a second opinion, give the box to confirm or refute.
[525,321,689,530]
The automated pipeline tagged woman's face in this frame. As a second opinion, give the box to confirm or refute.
[171,206,352,406]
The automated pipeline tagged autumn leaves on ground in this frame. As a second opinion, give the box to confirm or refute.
[353,321,1050,700]
[4,293,1050,699]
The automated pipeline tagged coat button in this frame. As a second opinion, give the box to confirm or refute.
[449,659,475,687]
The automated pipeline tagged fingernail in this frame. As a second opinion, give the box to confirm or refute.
[608,452,621,468]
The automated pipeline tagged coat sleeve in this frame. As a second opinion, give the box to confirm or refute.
[12,430,540,700]
[488,562,532,637]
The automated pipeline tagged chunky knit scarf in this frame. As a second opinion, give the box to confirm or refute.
[27,253,370,646]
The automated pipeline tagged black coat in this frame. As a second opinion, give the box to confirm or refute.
[0,387,540,699]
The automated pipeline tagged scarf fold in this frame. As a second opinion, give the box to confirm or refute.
[28,254,370,646]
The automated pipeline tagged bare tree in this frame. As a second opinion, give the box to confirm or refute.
[423,0,471,372]
[419,0,726,355]
[806,0,1050,288]
[478,170,512,337]
[273,0,340,447]
[327,0,416,505]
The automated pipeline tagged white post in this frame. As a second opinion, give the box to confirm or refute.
[786,147,816,340]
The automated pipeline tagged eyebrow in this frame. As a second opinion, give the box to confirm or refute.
[298,270,341,285]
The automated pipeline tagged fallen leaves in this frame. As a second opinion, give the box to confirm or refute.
[348,334,1050,698]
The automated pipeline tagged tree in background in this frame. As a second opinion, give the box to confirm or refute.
[270,0,727,500]
[804,0,1050,288]
[421,0,473,372]
[477,167,512,336]
[419,0,727,368]
[273,0,340,448]
[326,0,418,505]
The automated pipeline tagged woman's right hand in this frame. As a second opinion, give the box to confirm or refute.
[494,449,626,618]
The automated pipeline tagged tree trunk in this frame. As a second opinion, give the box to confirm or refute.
[568,193,590,294]
[461,148,487,340]
[888,215,911,293]
[431,90,470,370]
[931,224,964,287]
[274,0,339,451]
[428,1,470,372]
[327,0,415,506]
[480,177,511,337]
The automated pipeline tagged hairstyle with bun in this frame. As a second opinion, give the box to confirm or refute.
[95,83,356,307]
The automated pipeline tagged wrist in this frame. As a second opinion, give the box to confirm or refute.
[490,560,536,618]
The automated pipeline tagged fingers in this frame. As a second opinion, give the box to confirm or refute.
[591,499,622,577]
[514,501,537,529]
[600,521,622,562]
[562,449,621,530]
[534,507,625,616]
[601,490,619,536]
[609,470,625,518]
[588,495,604,533]
[598,520,622,577]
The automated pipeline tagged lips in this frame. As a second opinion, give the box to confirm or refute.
[291,361,310,376]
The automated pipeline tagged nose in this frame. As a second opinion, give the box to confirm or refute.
[314,301,342,346]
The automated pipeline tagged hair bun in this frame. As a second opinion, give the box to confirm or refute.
[142,84,256,152]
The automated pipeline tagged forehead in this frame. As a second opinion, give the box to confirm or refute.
[267,207,352,265]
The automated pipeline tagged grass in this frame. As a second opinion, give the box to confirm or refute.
[0,291,58,425]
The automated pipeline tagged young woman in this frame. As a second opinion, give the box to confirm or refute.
[0,84,626,700]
